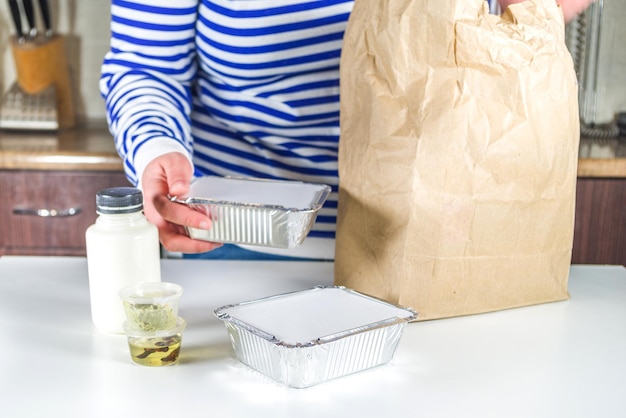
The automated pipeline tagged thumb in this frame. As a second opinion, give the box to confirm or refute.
[156,152,193,197]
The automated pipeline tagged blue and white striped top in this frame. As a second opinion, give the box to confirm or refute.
[100,0,354,258]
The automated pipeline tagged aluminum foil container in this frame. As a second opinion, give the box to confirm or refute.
[214,286,417,388]
[171,176,331,248]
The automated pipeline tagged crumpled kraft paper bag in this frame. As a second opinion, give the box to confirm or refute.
[335,0,580,320]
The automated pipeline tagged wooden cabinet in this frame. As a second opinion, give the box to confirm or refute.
[0,169,130,256]
[1,170,623,263]
[572,178,626,266]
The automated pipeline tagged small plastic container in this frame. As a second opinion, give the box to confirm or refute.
[119,282,183,332]
[171,176,331,248]
[214,286,417,388]
[123,317,186,367]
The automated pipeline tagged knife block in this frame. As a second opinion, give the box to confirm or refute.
[10,35,75,129]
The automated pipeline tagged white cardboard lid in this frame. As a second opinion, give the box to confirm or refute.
[216,287,415,346]
[188,176,330,209]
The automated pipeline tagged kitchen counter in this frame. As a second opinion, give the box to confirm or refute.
[578,136,626,177]
[0,256,624,418]
[0,123,122,171]
[1,126,625,176]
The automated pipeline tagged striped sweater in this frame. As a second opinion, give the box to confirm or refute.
[100,0,354,258]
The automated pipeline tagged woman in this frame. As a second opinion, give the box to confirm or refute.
[100,0,593,259]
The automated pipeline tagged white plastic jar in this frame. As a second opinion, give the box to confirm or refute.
[86,187,161,333]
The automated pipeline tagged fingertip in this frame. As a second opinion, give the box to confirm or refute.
[161,234,223,254]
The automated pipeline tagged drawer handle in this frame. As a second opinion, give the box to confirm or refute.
[13,207,81,217]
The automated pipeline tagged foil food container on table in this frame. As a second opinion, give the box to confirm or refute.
[214,286,417,388]
[171,176,331,248]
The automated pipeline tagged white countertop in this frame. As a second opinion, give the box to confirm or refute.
[0,256,625,418]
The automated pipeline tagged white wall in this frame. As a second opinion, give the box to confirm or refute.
[0,0,111,123]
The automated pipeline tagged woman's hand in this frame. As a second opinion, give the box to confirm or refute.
[498,0,595,23]
[141,152,222,254]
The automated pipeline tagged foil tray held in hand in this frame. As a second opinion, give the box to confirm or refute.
[171,176,331,248]
[214,286,417,388]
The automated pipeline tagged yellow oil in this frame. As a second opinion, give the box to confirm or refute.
[127,334,182,366]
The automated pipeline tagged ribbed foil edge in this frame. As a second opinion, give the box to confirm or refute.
[185,204,315,248]
[224,321,408,388]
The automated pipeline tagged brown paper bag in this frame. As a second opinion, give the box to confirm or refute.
[335,0,580,320]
